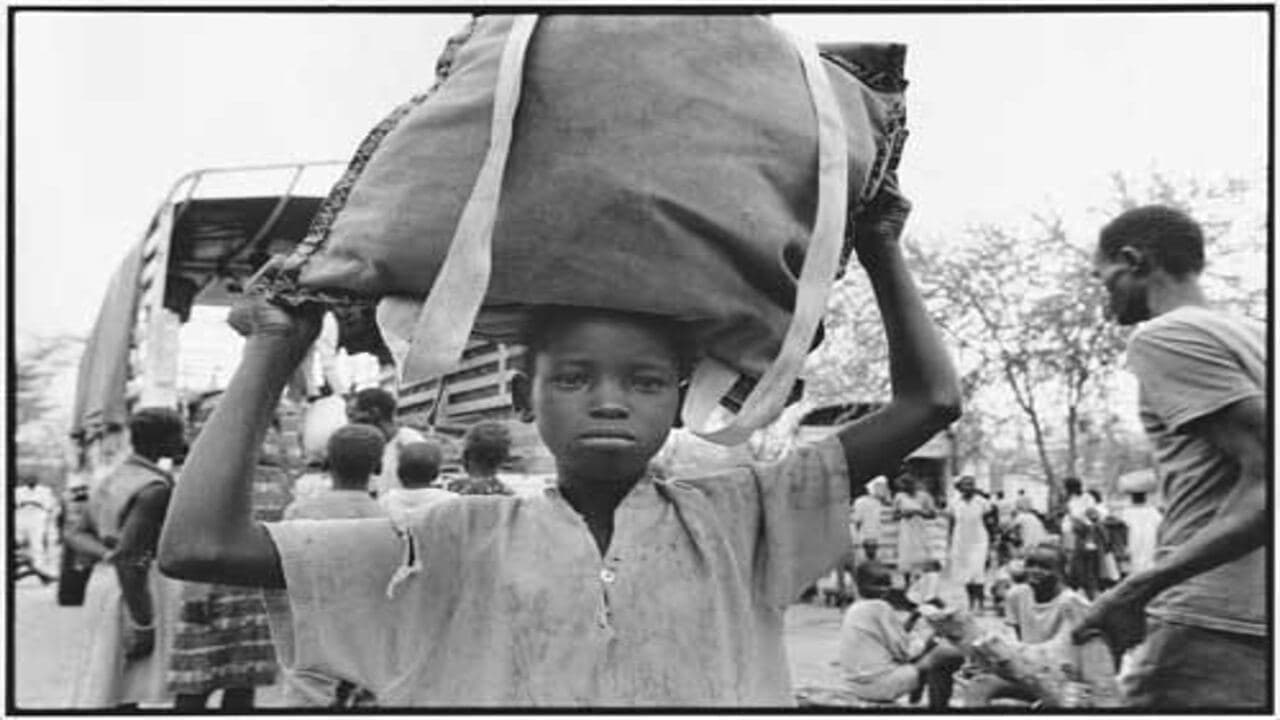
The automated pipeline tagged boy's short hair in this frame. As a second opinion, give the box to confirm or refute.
[1098,205,1205,277]
[327,424,386,482]
[854,560,892,589]
[517,305,699,381]
[398,441,444,488]
[129,407,184,455]
[1027,540,1067,571]
[463,421,512,472]
[352,388,398,423]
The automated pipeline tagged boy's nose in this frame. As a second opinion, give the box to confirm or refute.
[588,379,630,418]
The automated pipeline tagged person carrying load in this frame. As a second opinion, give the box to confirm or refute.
[158,14,959,707]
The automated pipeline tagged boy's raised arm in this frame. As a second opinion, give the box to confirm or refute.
[158,278,322,588]
[836,186,962,490]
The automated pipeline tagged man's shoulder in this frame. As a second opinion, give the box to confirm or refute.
[843,598,893,622]
[1005,582,1032,603]
[1056,588,1092,610]
[109,456,170,486]
[395,426,426,444]
[1133,306,1261,347]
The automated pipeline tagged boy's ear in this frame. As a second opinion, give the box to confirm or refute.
[1120,245,1150,276]
[510,372,535,423]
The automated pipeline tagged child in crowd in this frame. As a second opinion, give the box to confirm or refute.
[158,189,961,706]
[444,421,516,496]
[838,561,965,708]
[378,441,456,530]
[281,425,386,521]
[1004,542,1090,644]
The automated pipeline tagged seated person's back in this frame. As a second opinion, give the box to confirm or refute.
[839,562,962,707]
[444,421,515,496]
[379,441,455,528]
[283,424,386,521]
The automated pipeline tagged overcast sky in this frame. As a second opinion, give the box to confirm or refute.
[13,9,1270,345]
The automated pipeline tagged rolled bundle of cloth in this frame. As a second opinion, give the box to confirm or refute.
[264,14,908,445]
[920,606,1121,708]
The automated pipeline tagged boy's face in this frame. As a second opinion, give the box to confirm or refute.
[527,312,682,485]
[1023,546,1063,595]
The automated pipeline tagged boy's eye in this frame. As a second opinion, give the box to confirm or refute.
[630,374,672,393]
[550,371,589,390]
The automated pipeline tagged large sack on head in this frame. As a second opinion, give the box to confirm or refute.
[275,14,909,445]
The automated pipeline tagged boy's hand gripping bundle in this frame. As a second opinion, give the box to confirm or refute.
[264,15,908,445]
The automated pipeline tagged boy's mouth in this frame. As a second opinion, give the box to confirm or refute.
[577,430,637,448]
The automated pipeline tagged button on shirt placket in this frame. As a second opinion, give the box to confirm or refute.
[596,563,619,635]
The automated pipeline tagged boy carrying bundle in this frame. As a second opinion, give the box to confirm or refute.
[158,185,960,706]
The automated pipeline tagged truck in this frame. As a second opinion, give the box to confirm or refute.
[69,162,346,481]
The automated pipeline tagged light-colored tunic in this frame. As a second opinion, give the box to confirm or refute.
[283,489,386,521]
[838,599,925,702]
[949,495,990,585]
[1003,583,1090,644]
[892,491,934,569]
[72,456,182,708]
[262,438,850,706]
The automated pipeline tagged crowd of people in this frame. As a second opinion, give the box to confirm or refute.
[823,205,1265,709]
[52,384,519,709]
[829,471,1164,707]
[31,199,1254,710]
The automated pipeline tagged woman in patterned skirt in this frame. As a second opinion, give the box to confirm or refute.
[167,396,297,710]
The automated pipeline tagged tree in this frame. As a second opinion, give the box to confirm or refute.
[895,171,1263,509]
[905,215,1130,507]
[13,334,84,476]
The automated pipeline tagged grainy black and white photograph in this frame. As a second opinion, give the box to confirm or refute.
[7,3,1271,712]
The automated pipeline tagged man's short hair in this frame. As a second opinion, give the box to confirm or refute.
[1062,476,1083,494]
[129,407,184,455]
[463,421,512,472]
[398,441,444,488]
[327,424,386,483]
[1098,205,1206,277]
[352,387,398,423]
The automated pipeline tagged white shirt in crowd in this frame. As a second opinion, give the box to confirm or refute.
[374,426,426,496]
[1121,503,1163,574]
[378,487,457,531]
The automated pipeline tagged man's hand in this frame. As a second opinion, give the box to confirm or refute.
[1071,576,1150,653]
[227,259,323,350]
[122,623,155,662]
[852,183,912,265]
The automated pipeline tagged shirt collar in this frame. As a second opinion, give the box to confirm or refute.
[127,454,172,481]
[543,473,660,513]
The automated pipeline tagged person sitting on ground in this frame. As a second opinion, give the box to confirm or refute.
[445,421,516,496]
[1004,542,1091,644]
[838,561,965,708]
[282,425,387,520]
[378,441,456,530]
